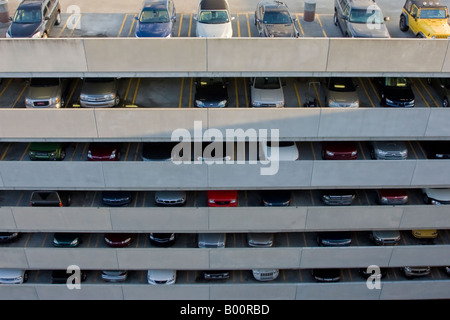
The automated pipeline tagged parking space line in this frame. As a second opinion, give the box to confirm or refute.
[310,142,317,160]
[188,14,193,37]
[295,14,304,36]
[19,143,30,161]
[132,78,141,105]
[23,233,31,248]
[293,82,302,107]
[133,143,141,161]
[40,233,48,247]
[245,13,251,37]
[69,14,82,37]
[236,14,241,38]
[0,79,13,99]
[124,143,131,161]
[179,78,185,108]
[12,82,28,108]
[127,14,137,37]
[178,14,183,37]
[189,78,194,108]
[66,78,79,107]
[408,141,419,160]
[367,78,380,102]
[316,15,327,37]
[123,78,134,104]
[243,78,249,107]
[358,142,366,160]
[412,79,430,108]
[57,14,73,37]
[417,78,439,108]
[312,83,322,107]
[358,78,375,108]
[0,143,11,161]
[235,78,239,108]
[117,14,129,37]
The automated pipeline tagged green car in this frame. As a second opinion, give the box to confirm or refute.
[28,142,66,161]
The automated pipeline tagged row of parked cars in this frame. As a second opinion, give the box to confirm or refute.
[6,0,450,39]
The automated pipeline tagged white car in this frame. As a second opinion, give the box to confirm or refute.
[259,141,299,162]
[0,269,27,284]
[252,269,279,281]
[422,188,450,205]
[147,269,177,285]
[195,0,234,38]
[249,77,285,108]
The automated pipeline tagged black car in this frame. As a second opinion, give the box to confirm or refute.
[254,1,299,37]
[312,269,341,282]
[51,269,87,284]
[142,142,180,161]
[201,270,230,281]
[6,0,61,38]
[101,191,132,207]
[375,77,415,108]
[149,233,176,247]
[194,77,229,108]
[317,231,352,247]
[52,233,81,247]
[0,232,20,243]
[420,141,450,159]
[261,190,291,206]
[321,190,356,206]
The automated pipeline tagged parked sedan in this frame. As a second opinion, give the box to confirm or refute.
[28,142,66,161]
[101,270,128,282]
[0,269,27,284]
[149,233,176,247]
[321,189,355,206]
[422,188,450,205]
[421,141,450,159]
[375,77,415,108]
[53,233,81,247]
[321,141,358,160]
[198,233,226,248]
[207,190,237,207]
[147,269,176,285]
[87,143,122,161]
[402,266,431,278]
[312,269,341,282]
[323,77,359,108]
[104,233,134,248]
[254,0,299,37]
[142,142,180,161]
[427,78,450,108]
[317,232,352,246]
[135,0,176,38]
[376,189,409,205]
[0,232,20,244]
[194,0,234,38]
[370,141,408,160]
[154,191,187,206]
[194,77,229,108]
[259,141,299,162]
[261,190,291,206]
[247,233,274,247]
[101,191,132,207]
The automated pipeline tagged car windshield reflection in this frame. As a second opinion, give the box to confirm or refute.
[198,10,230,24]
[13,9,42,23]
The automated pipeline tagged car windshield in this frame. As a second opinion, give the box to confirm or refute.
[140,9,170,23]
[419,8,447,19]
[349,8,384,24]
[263,10,292,24]
[254,77,281,89]
[198,10,230,24]
[198,78,225,87]
[30,78,60,87]
[13,8,42,23]
[328,78,356,92]
[385,77,409,87]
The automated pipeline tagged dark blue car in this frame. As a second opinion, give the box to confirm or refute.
[135,0,176,38]
[6,0,61,38]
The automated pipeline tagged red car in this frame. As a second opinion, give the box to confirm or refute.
[376,189,409,205]
[104,233,134,248]
[87,143,121,161]
[207,190,238,207]
[321,142,358,160]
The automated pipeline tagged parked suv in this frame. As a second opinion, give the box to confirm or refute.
[6,0,61,38]
[249,77,285,108]
[369,230,401,246]
[400,0,450,38]
[252,269,279,281]
[28,142,66,161]
[25,78,67,108]
[254,0,299,37]
[370,141,408,160]
[334,0,390,38]
[79,78,121,108]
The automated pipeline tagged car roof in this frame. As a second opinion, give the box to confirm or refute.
[410,0,447,8]
[199,0,229,10]
[18,0,44,9]
[143,0,168,9]
[261,1,289,10]
[347,0,381,9]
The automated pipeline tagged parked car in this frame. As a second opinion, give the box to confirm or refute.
[101,270,128,282]
[421,141,450,159]
[375,77,415,108]
[323,77,359,108]
[317,231,352,246]
[155,191,187,206]
[312,269,341,282]
[51,269,87,284]
[101,191,132,207]
[254,0,299,37]
[399,0,450,38]
[0,269,27,284]
[321,141,358,160]
[30,190,71,207]
[6,0,61,38]
[25,78,67,108]
[79,78,120,108]
[261,190,291,206]
[194,77,229,108]
[194,0,234,38]
[0,232,20,244]
[427,78,450,108]
[202,270,230,280]
[334,0,390,38]
[135,0,176,38]
[321,189,355,206]
[370,141,408,160]
[402,266,431,278]
[376,189,409,205]
[28,142,66,161]
[87,143,122,161]
[104,233,134,247]
[259,141,299,162]
[422,188,450,205]
[147,269,176,285]
[249,77,285,108]
[207,190,237,207]
[252,269,279,281]
[142,142,180,161]
[149,232,176,247]
[53,233,81,247]
[247,233,274,247]
[411,229,438,239]
[369,230,401,246]
[198,233,226,248]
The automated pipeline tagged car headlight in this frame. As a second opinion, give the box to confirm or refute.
[87,150,92,159]
[230,199,236,204]
[436,154,444,158]
[70,239,79,246]
[252,101,261,107]
[326,151,334,156]
[351,151,358,157]
[208,199,215,204]
[6,30,11,38]
[385,98,393,104]
[109,150,117,159]
[25,98,33,107]
[350,100,359,108]
[328,100,340,108]
[218,100,227,107]
[275,101,285,108]
[430,199,441,205]
[104,93,115,100]
[50,97,60,105]
[80,94,89,100]
[196,100,204,107]
[31,31,42,38]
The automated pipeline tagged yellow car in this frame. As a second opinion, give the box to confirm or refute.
[412,229,439,239]
[399,0,450,38]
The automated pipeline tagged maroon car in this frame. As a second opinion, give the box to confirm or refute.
[321,142,358,160]
[87,143,122,161]
[376,189,409,205]
[104,233,134,248]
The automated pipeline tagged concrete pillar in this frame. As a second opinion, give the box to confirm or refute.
[0,0,9,24]
[304,0,316,22]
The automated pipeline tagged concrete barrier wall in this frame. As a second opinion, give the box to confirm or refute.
[1,38,450,75]
[0,108,448,141]
[3,205,450,232]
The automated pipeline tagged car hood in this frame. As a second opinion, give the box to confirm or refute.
[323,142,357,153]
[81,81,116,95]
[252,88,284,103]
[30,142,62,152]
[195,85,228,101]
[89,143,119,155]
[348,22,390,38]
[27,85,60,100]
[373,141,407,152]
[327,90,359,104]
[148,270,176,281]
[9,22,41,37]
[196,22,232,37]
[155,191,186,201]
[247,233,274,242]
[208,190,237,201]
[0,269,24,278]
[263,24,296,37]
[136,21,172,37]
[418,19,450,37]
[383,86,414,101]
[265,144,299,161]
[372,230,400,238]
[423,188,450,201]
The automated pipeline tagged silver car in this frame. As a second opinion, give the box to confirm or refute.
[25,78,67,108]
[154,191,187,206]
[252,269,279,281]
[249,77,285,108]
[101,270,128,282]
[0,269,27,284]
[402,266,431,278]
[323,77,359,108]
[198,233,226,248]
[79,78,120,108]
[194,0,234,38]
[369,230,401,246]
[247,233,274,247]
[370,141,408,160]
[147,269,176,285]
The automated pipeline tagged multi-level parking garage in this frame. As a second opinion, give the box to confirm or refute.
[0,0,450,300]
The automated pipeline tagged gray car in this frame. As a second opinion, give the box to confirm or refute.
[79,78,121,108]
[247,233,274,247]
[369,230,401,246]
[155,191,187,206]
[370,141,408,160]
[25,78,67,108]
[198,233,226,248]
[427,78,450,108]
[254,1,299,37]
[334,0,390,38]
[323,77,359,108]
[249,77,285,108]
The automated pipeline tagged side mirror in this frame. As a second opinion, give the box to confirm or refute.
[135,16,138,20]
[384,16,390,21]
[193,15,198,21]
[231,16,235,21]
[44,16,50,20]
[9,16,12,21]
